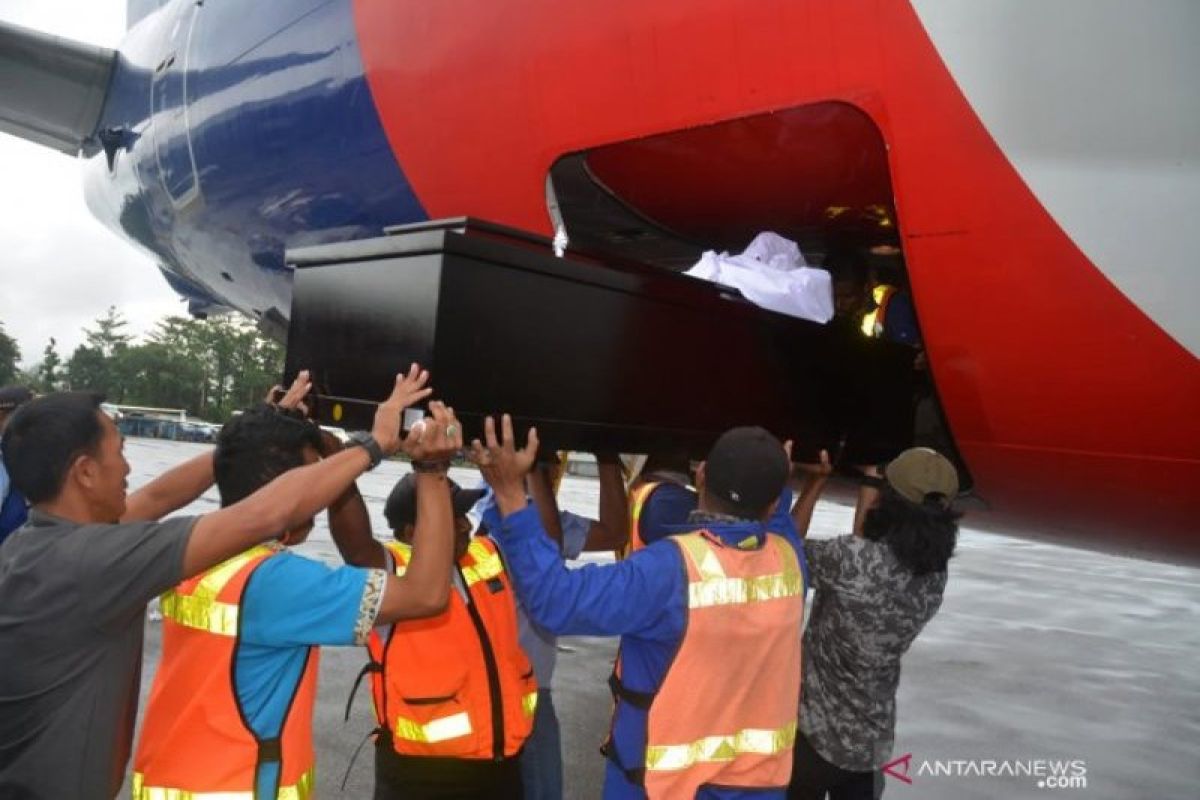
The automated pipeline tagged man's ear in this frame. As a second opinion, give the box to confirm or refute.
[71,453,99,492]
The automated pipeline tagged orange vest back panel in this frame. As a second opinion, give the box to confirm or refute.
[133,545,318,799]
[621,480,661,558]
[642,531,804,799]
[368,537,536,759]
[621,480,697,559]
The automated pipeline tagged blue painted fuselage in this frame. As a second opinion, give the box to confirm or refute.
[84,0,427,327]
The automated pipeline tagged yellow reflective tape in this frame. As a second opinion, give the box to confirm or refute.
[523,690,539,717]
[159,592,240,636]
[461,541,504,587]
[131,767,314,800]
[687,571,804,609]
[644,720,797,772]
[395,711,473,743]
[769,533,805,597]
[385,541,412,575]
[677,534,726,581]
[158,545,277,636]
[629,482,658,532]
[191,544,277,602]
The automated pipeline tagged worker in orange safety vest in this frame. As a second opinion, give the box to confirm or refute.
[132,373,462,800]
[334,471,537,799]
[470,416,809,800]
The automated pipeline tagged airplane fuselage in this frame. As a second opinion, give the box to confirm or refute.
[78,0,1199,556]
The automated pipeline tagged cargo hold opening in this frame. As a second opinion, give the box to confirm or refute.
[547,102,970,481]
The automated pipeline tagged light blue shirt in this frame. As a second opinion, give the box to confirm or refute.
[235,551,382,797]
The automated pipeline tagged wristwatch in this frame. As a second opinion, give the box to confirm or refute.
[346,431,384,470]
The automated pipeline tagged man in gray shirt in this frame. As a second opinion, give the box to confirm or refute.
[787,448,961,800]
[0,366,439,799]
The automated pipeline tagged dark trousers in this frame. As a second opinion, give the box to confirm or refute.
[787,731,883,800]
[373,737,523,800]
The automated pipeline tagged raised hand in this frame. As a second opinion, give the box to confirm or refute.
[371,364,433,455]
[468,414,539,514]
[796,449,833,480]
[401,401,463,464]
[268,370,313,416]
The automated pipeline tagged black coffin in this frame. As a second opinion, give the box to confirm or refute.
[284,218,914,460]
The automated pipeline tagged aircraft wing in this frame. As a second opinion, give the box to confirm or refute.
[0,19,115,155]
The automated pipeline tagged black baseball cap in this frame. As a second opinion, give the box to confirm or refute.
[0,386,34,412]
[703,426,790,518]
[384,473,485,529]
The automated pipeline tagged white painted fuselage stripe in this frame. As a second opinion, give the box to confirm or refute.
[911,0,1200,358]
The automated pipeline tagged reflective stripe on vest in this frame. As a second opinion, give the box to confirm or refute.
[522,690,539,718]
[158,545,277,637]
[645,719,798,772]
[396,711,474,744]
[620,481,660,559]
[675,534,804,608]
[460,538,504,587]
[130,767,315,800]
[392,689,537,744]
[860,284,897,338]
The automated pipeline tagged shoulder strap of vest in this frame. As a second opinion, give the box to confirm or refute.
[223,552,315,795]
[673,530,727,580]
[462,536,506,587]
[160,544,278,636]
[767,532,801,572]
[629,481,661,522]
[383,540,412,571]
[603,533,717,789]
[600,737,647,788]
[607,667,656,711]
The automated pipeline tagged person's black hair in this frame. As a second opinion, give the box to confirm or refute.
[0,392,105,504]
[214,404,322,506]
[861,487,961,575]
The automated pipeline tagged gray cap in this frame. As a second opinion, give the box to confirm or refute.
[885,447,959,507]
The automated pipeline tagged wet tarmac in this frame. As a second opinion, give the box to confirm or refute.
[126,439,1200,799]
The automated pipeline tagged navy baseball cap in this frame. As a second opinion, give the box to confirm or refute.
[703,426,789,518]
[384,472,485,529]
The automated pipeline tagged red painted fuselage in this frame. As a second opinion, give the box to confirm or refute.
[350,0,1199,555]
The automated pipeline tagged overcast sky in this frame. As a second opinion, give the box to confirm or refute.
[0,0,185,368]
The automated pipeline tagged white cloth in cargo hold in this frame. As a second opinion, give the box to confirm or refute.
[685,231,834,323]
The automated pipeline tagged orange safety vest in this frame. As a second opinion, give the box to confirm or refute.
[132,544,318,800]
[618,480,697,559]
[607,530,804,799]
[367,537,537,759]
[861,284,898,338]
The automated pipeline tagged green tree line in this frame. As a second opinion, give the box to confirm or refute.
[0,308,283,423]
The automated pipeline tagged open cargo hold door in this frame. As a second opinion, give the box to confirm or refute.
[284,217,915,464]
[544,102,929,464]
